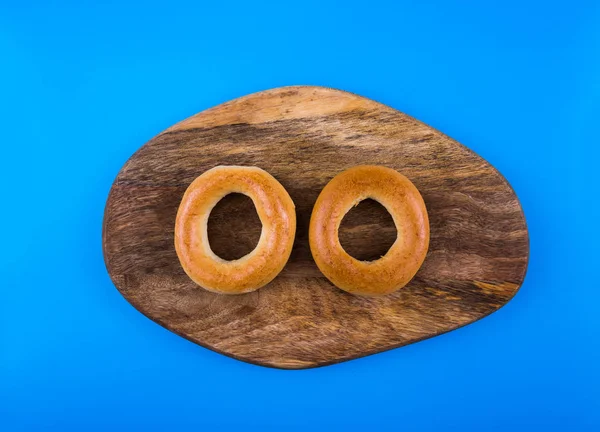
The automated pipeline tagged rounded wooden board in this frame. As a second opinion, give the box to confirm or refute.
[103,86,529,369]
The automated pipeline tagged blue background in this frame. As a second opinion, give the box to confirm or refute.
[2,1,599,430]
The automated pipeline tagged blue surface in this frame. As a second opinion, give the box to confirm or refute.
[1,1,599,430]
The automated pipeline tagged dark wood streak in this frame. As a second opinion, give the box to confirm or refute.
[102,86,529,369]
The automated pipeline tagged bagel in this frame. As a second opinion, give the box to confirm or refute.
[175,166,296,294]
[309,165,429,296]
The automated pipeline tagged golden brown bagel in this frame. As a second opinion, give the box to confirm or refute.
[309,165,429,296]
[175,166,296,294]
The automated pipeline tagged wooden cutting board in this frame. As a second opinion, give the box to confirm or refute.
[103,86,529,369]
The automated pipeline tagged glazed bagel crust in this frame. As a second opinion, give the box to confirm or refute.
[175,166,296,294]
[309,165,429,296]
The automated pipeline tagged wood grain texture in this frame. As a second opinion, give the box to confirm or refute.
[102,86,529,369]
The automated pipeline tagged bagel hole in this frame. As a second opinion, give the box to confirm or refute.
[207,193,262,260]
[339,199,397,261]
